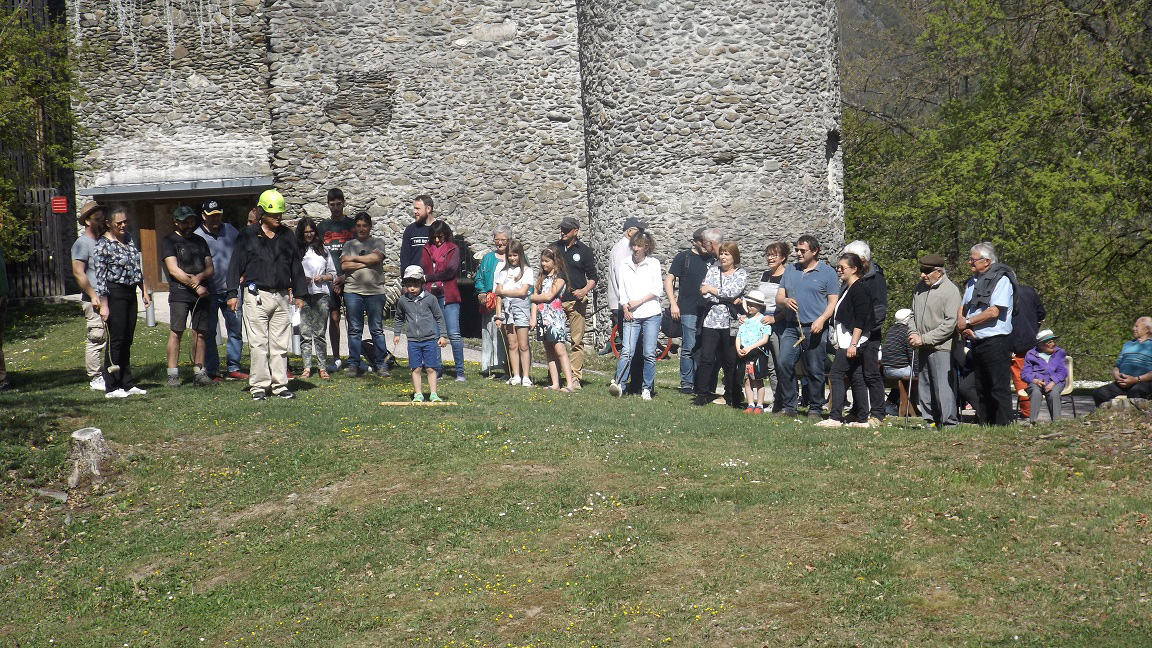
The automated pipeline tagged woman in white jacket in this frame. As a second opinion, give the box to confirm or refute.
[608,230,664,400]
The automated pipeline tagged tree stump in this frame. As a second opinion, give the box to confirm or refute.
[67,427,119,489]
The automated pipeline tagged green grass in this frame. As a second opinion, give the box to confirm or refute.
[2,302,1150,646]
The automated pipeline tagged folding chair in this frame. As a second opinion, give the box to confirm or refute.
[1059,356,1077,418]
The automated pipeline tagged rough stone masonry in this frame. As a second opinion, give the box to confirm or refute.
[71,0,842,330]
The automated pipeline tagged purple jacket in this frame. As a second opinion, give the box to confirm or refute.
[1021,346,1068,384]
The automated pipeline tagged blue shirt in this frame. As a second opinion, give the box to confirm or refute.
[962,275,1014,339]
[1116,339,1152,376]
[778,261,838,325]
[197,222,239,293]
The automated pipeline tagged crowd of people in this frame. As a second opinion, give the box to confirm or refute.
[0,185,1142,421]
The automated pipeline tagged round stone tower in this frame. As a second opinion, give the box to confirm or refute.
[577,0,843,264]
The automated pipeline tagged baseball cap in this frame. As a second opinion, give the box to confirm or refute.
[172,206,197,222]
[623,217,647,232]
[403,265,426,281]
[201,200,223,215]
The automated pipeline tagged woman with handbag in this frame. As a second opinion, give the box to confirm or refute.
[692,242,747,408]
[817,252,875,427]
[420,220,465,381]
[475,225,510,379]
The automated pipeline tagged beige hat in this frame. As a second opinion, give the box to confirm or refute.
[403,265,426,281]
[79,201,104,222]
[744,289,768,306]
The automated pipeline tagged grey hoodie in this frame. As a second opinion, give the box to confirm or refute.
[394,290,446,342]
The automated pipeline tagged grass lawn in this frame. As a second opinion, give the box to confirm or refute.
[2,302,1150,647]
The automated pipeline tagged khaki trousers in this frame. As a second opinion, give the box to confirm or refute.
[82,301,107,379]
[563,298,588,381]
[243,289,292,395]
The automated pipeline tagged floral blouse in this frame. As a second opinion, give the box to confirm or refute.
[701,265,747,329]
[93,234,143,296]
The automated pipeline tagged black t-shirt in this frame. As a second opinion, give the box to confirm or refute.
[556,238,598,300]
[318,217,356,274]
[669,249,710,313]
[161,232,211,303]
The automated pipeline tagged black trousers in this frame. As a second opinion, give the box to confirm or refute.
[828,349,868,422]
[970,334,1013,426]
[1092,380,1152,405]
[861,339,885,419]
[695,327,740,405]
[102,282,139,392]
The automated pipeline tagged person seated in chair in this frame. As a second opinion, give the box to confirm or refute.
[881,308,915,415]
[1092,317,1152,406]
[1021,329,1067,424]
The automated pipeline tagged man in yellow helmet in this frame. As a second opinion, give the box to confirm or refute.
[227,189,307,401]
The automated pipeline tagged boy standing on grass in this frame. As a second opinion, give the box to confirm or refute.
[736,290,773,413]
[394,266,448,402]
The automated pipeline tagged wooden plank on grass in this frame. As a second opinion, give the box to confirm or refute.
[378,401,459,406]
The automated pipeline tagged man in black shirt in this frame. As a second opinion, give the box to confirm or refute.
[317,188,356,369]
[664,227,711,394]
[227,189,307,401]
[162,206,215,388]
[399,194,434,271]
[556,216,598,387]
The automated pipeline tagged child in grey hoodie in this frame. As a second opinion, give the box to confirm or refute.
[393,266,448,402]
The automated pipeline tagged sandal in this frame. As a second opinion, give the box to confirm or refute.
[301,369,312,379]
[318,369,330,380]
[559,386,573,393]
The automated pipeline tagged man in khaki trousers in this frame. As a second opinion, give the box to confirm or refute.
[227,190,306,401]
[72,201,108,391]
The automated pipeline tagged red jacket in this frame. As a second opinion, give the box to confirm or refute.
[421,242,461,303]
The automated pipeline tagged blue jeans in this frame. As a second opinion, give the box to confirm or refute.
[678,312,698,390]
[777,323,829,414]
[437,297,464,377]
[344,292,388,370]
[614,315,659,391]
[205,292,243,374]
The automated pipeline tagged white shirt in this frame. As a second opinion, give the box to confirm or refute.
[606,236,632,309]
[301,248,337,296]
[616,256,664,320]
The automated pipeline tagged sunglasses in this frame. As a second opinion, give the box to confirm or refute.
[920,266,938,274]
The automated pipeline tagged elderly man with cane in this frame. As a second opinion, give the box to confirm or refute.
[910,253,961,428]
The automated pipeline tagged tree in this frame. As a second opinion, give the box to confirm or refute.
[0,4,76,262]
[843,0,1152,377]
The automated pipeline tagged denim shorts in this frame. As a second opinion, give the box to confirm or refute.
[407,338,442,370]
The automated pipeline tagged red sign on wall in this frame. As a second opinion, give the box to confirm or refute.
[51,196,68,214]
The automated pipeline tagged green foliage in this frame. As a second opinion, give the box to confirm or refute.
[844,0,1152,377]
[0,7,77,262]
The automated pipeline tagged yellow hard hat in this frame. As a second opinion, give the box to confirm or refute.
[257,189,287,214]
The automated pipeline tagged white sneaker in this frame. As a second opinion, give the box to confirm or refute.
[126,386,147,396]
[608,381,622,397]
[521,377,533,387]
[507,376,520,385]
[814,418,843,428]
[641,389,652,401]
[89,376,105,391]
[105,389,129,399]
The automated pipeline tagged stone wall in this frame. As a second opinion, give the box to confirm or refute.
[578,0,844,266]
[71,0,271,188]
[71,0,842,329]
[265,0,587,258]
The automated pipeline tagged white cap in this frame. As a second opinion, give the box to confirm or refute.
[744,289,767,306]
[894,308,913,324]
[403,265,425,281]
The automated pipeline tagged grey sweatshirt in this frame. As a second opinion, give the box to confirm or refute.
[394,290,446,342]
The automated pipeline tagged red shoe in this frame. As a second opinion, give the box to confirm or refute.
[226,371,249,380]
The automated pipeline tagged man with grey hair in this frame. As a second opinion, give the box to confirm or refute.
[958,242,1016,426]
[910,253,961,427]
[475,224,511,378]
[843,240,887,423]
[1092,316,1152,406]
